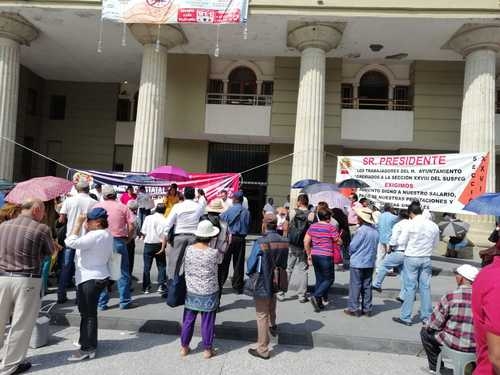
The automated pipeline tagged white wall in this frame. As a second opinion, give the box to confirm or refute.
[205,104,271,136]
[341,109,414,142]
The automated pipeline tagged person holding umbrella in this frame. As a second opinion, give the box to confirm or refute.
[438,213,470,258]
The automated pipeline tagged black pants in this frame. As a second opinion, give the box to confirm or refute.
[143,242,167,291]
[77,279,108,351]
[127,240,135,276]
[420,327,442,371]
[218,235,246,293]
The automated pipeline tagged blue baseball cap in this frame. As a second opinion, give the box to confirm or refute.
[233,191,244,199]
[87,207,108,221]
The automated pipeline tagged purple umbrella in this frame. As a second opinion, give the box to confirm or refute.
[149,165,190,182]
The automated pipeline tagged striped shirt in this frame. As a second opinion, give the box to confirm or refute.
[307,222,340,257]
[428,285,475,352]
[0,215,54,275]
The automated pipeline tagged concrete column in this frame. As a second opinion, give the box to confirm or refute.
[446,24,500,246]
[353,84,359,109]
[129,24,186,172]
[287,22,344,185]
[388,84,395,110]
[0,13,37,180]
[131,44,168,171]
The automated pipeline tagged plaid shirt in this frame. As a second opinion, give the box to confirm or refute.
[428,285,475,352]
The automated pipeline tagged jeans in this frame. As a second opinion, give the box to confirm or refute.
[98,238,131,309]
[400,256,432,323]
[311,255,334,299]
[57,247,75,300]
[283,247,308,298]
[143,243,167,291]
[218,235,246,293]
[77,279,108,351]
[127,239,136,276]
[373,251,405,300]
[138,208,151,231]
[348,267,374,312]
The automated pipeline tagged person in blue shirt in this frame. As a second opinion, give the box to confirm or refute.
[376,203,398,273]
[345,207,379,317]
[219,191,251,295]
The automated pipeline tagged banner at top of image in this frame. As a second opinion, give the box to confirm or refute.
[102,0,249,24]
[336,153,489,213]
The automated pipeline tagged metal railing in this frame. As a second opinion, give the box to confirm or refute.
[206,93,273,106]
[342,97,413,111]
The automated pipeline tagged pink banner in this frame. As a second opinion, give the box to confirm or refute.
[177,173,240,202]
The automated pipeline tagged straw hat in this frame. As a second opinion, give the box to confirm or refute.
[355,207,376,224]
[194,220,220,238]
[206,198,225,213]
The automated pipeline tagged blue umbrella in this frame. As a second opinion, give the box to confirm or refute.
[123,174,157,185]
[463,193,500,215]
[300,182,339,194]
[292,179,319,189]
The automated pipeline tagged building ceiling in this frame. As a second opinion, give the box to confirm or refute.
[2,6,500,83]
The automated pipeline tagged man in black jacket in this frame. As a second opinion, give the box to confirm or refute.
[246,213,289,359]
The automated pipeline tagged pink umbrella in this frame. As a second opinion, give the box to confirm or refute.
[149,165,190,181]
[5,176,74,204]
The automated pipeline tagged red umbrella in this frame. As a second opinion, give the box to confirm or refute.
[149,165,189,182]
[5,176,73,204]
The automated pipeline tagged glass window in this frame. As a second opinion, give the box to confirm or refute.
[341,84,353,109]
[116,98,131,121]
[49,95,66,120]
[358,71,388,110]
[261,81,274,96]
[228,67,257,95]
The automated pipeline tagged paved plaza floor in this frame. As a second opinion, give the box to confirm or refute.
[25,326,431,375]
[42,240,470,355]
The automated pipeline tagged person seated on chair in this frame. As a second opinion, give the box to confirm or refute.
[420,264,479,374]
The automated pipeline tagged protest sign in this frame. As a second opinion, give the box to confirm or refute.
[102,0,249,24]
[336,153,489,212]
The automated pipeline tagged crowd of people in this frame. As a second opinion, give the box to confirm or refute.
[0,181,499,375]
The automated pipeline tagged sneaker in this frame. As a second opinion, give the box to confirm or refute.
[12,361,31,374]
[321,297,329,306]
[67,349,96,362]
[298,296,309,303]
[310,296,321,313]
[372,286,382,293]
[157,286,166,294]
[143,288,151,294]
[248,348,270,360]
[269,325,278,337]
[392,317,412,326]
[120,302,139,310]
[73,340,81,348]
[276,292,285,301]
[343,309,360,317]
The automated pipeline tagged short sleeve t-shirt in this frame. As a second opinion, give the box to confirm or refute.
[60,193,96,237]
[472,256,500,375]
[307,222,340,257]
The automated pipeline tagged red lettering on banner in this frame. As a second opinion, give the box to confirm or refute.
[458,152,489,204]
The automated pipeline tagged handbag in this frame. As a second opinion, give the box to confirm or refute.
[243,255,262,297]
[166,273,187,307]
[333,247,344,265]
[108,252,122,281]
[488,228,499,243]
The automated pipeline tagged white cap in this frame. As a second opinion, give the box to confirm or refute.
[102,184,116,197]
[455,264,480,282]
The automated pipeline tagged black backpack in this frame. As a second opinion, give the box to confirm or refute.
[288,209,311,247]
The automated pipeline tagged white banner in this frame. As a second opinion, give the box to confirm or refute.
[336,153,489,212]
[102,0,249,24]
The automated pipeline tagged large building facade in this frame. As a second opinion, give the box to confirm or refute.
[1,0,500,210]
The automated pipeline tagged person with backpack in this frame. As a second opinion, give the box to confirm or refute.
[277,194,314,303]
[246,213,289,360]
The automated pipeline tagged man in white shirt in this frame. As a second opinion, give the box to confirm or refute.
[163,187,204,283]
[372,209,410,301]
[263,197,275,215]
[393,201,440,326]
[136,185,154,230]
[57,180,97,304]
[140,203,169,294]
[220,190,233,212]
